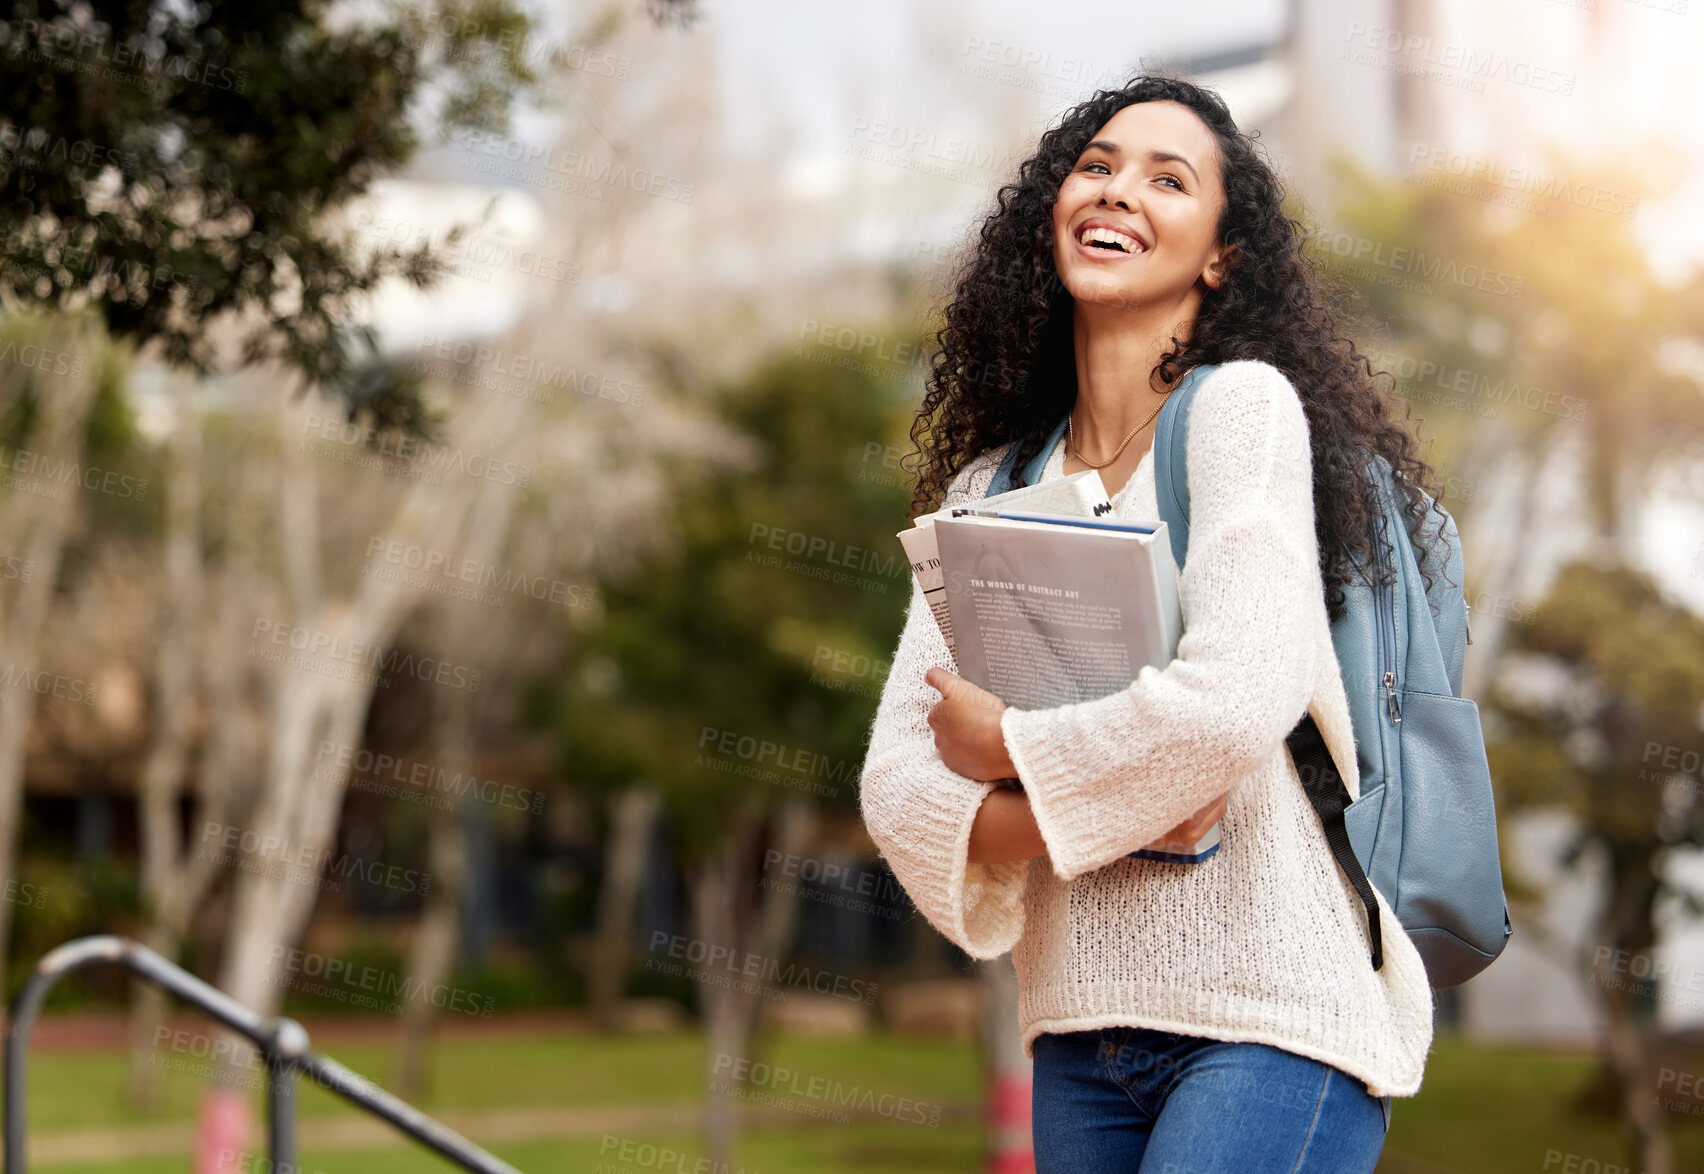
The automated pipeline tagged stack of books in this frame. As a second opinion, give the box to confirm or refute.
[897,469,1219,863]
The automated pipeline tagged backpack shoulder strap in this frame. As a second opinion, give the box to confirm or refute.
[985,413,1071,498]
[1150,361,1384,971]
[1290,712,1385,969]
[1152,363,1219,568]
[985,446,1019,498]
[993,365,1219,506]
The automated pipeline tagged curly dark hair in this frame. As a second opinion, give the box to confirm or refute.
[906,73,1451,621]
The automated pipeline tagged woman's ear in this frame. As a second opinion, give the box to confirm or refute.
[1202,242,1239,291]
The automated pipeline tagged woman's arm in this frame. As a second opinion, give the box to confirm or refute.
[967,784,1229,863]
[927,662,1233,862]
[858,460,1035,959]
[999,361,1326,880]
[967,787,1045,863]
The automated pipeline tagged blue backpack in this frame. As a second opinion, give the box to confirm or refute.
[985,363,1513,988]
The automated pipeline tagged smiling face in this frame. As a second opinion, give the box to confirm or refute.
[1050,100,1233,315]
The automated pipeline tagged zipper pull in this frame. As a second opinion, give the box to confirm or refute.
[1464,601,1473,645]
[1384,671,1402,723]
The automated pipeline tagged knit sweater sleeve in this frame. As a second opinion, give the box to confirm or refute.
[858,457,1031,959]
[1000,360,1324,881]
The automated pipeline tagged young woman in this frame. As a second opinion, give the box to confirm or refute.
[859,75,1452,1171]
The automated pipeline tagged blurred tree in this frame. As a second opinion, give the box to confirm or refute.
[0,0,548,388]
[0,0,697,1109]
[0,0,555,1109]
[0,309,110,1009]
[528,341,921,1165]
[1322,154,1699,683]
[1488,563,1704,1174]
[1323,153,1704,1174]
[0,0,542,1022]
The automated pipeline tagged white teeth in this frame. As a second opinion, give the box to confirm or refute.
[1079,225,1143,253]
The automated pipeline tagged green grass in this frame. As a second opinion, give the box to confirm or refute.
[13,1027,981,1124]
[9,1025,1704,1171]
[1381,1033,1704,1172]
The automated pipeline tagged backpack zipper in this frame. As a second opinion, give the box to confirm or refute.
[1370,503,1402,724]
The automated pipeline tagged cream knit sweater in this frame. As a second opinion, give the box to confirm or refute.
[859,360,1435,1098]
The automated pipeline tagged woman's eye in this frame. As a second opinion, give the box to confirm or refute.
[1156,175,1183,191]
[1083,161,1110,174]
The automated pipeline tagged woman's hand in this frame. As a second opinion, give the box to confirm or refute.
[967,785,1228,865]
[1139,791,1229,855]
[926,665,1230,862]
[924,666,1017,782]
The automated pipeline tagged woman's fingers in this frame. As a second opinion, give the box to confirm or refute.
[1144,791,1228,851]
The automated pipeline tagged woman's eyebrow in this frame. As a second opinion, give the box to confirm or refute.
[1082,141,1200,184]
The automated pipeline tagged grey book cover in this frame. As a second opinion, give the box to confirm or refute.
[933,511,1217,863]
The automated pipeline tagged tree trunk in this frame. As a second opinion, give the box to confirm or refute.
[128,378,204,1106]
[695,804,759,1170]
[1590,844,1672,1174]
[137,460,266,1124]
[1602,991,1672,1174]
[1460,435,1551,702]
[394,475,520,1098]
[173,468,269,937]
[590,785,662,1031]
[395,676,473,1101]
[126,925,178,1108]
[218,662,371,1014]
[695,798,817,1171]
[214,387,519,1044]
[0,311,102,1014]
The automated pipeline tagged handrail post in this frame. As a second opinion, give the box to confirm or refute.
[267,1053,296,1170]
[267,1018,309,1172]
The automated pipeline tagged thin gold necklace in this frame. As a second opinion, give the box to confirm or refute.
[1067,390,1172,469]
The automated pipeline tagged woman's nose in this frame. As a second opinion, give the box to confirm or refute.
[1097,174,1141,214]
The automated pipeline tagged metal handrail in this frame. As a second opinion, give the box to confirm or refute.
[3,936,524,1173]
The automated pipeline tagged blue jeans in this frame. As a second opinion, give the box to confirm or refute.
[1031,1026,1392,1172]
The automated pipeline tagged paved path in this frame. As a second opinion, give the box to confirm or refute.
[29,1103,701,1164]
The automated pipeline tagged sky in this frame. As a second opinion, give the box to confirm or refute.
[705,0,1291,165]
[697,0,1704,276]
